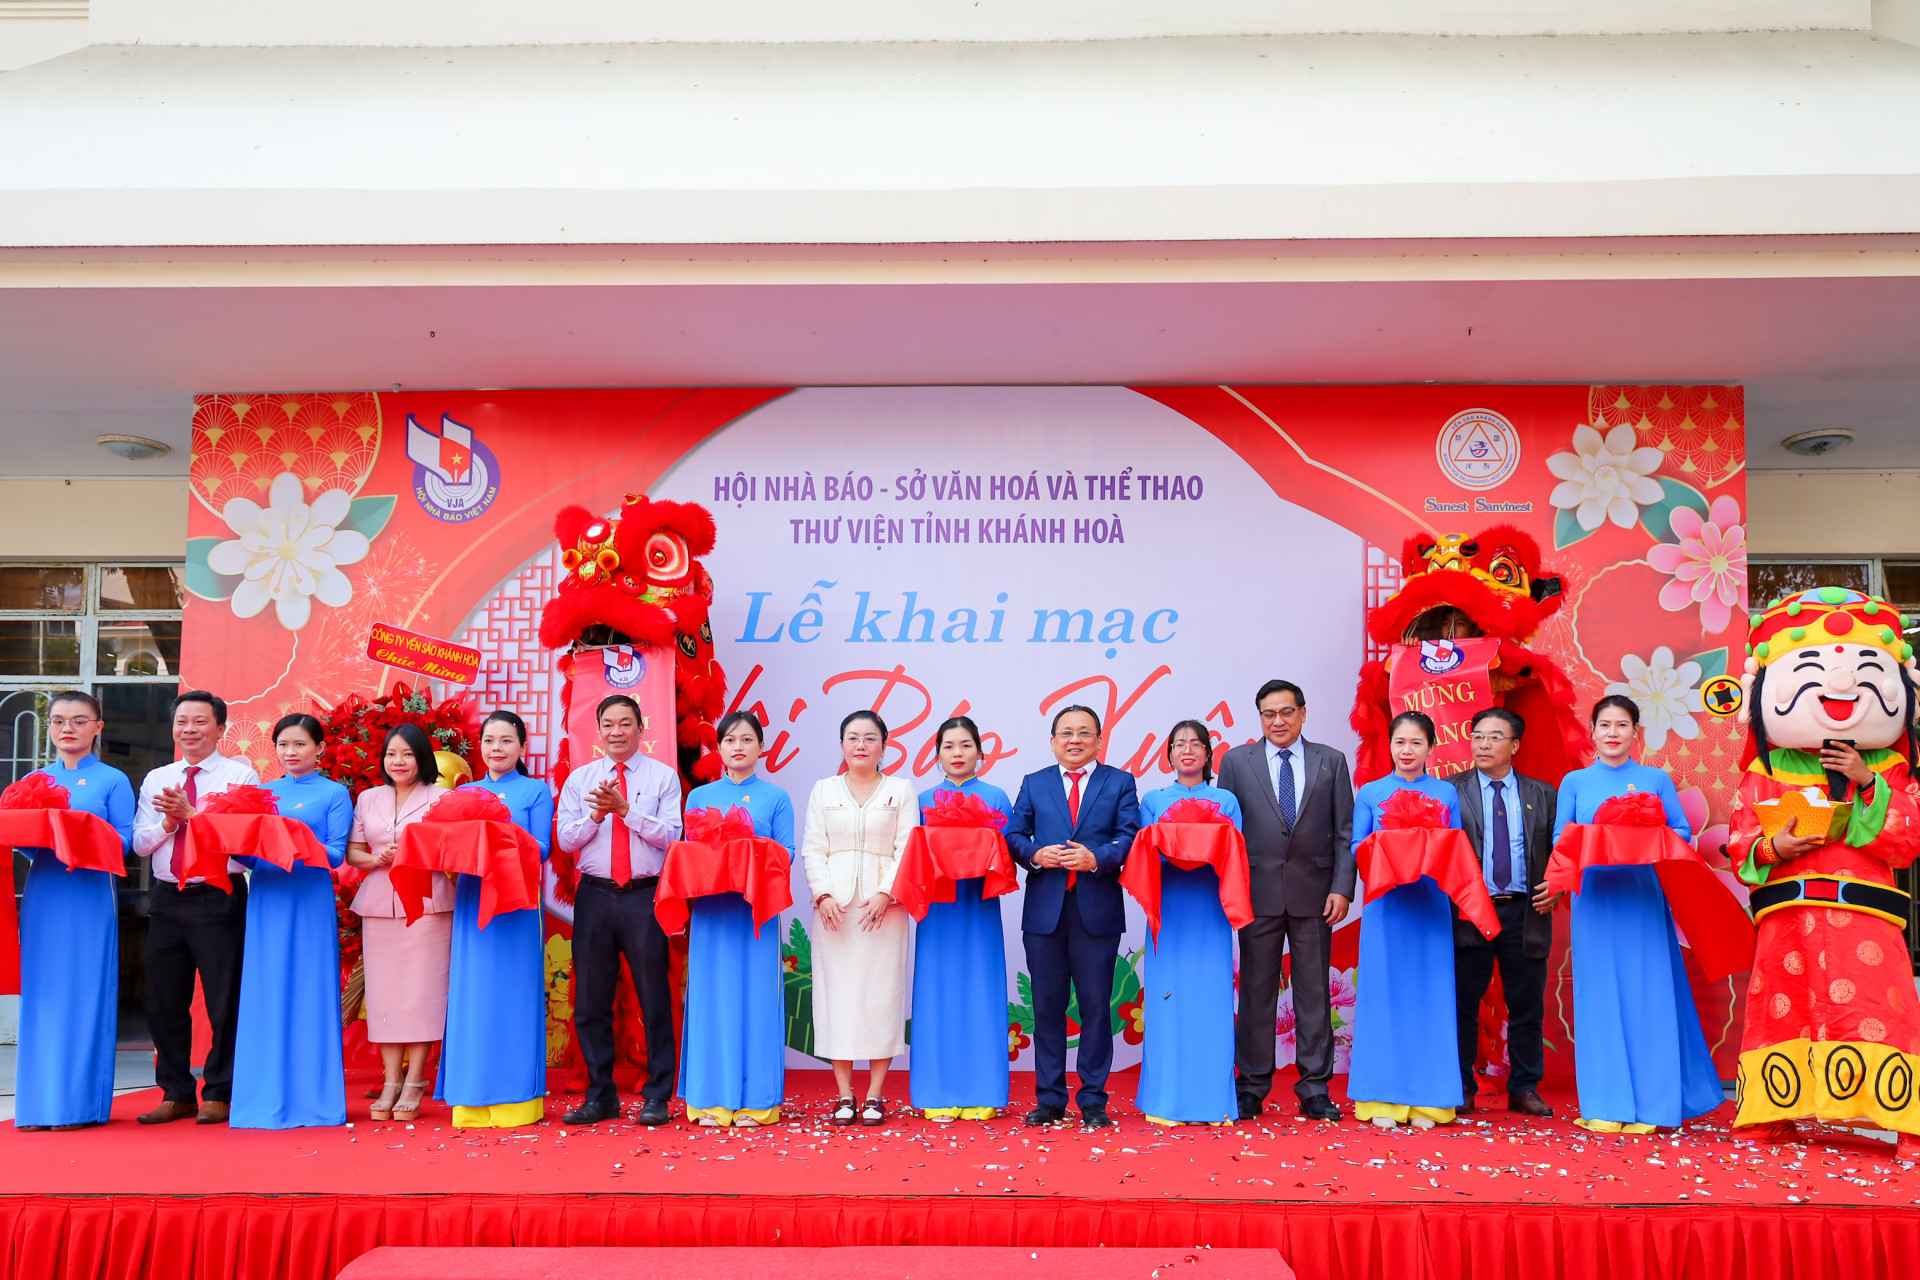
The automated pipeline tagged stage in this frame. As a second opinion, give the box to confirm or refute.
[2,1067,1915,1280]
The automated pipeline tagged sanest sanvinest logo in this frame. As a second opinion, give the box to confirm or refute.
[1436,408,1520,490]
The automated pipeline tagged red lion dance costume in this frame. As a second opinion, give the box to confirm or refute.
[1350,526,1587,1083]
[1350,526,1586,787]
[538,494,728,1082]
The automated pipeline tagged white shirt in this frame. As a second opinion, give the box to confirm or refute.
[133,751,262,884]
[800,773,918,907]
[1265,738,1306,817]
[556,751,682,879]
[1059,763,1094,812]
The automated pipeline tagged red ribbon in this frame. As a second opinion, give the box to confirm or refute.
[892,825,1020,922]
[1546,821,1756,982]
[392,796,543,930]
[1376,786,1451,831]
[1121,810,1255,941]
[199,784,281,818]
[0,773,68,811]
[921,789,1010,832]
[1354,827,1499,940]
[1592,791,1668,827]
[655,807,793,937]
[186,816,334,891]
[0,775,126,996]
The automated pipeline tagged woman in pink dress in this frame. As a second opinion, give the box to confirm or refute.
[346,724,451,1122]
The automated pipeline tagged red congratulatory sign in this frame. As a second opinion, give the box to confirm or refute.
[366,623,481,685]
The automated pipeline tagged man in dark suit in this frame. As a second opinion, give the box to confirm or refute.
[1448,706,1558,1118]
[1215,679,1354,1122]
[1005,704,1141,1129]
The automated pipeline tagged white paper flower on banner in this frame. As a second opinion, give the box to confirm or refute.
[1546,423,1665,531]
[1647,495,1748,634]
[1605,647,1706,751]
[207,472,370,630]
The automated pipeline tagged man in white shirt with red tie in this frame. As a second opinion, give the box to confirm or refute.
[556,693,684,1126]
[130,690,260,1125]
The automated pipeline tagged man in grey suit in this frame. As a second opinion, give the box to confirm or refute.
[1216,679,1354,1122]
[1448,706,1558,1118]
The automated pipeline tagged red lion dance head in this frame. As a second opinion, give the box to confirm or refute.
[1350,524,1585,787]
[538,494,728,791]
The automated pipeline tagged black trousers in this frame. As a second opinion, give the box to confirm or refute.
[1236,911,1333,1103]
[1454,896,1549,1096]
[572,875,676,1109]
[1023,890,1121,1111]
[147,877,248,1104]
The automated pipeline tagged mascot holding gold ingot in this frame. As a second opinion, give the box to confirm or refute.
[1729,586,1920,1148]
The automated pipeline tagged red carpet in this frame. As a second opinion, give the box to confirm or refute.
[337,1246,1295,1279]
[3,1069,1916,1279]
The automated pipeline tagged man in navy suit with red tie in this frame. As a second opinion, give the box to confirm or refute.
[1005,705,1141,1129]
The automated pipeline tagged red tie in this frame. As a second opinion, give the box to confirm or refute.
[170,764,200,882]
[1064,770,1086,890]
[610,761,632,886]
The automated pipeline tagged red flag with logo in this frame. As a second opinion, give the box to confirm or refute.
[1385,636,1501,779]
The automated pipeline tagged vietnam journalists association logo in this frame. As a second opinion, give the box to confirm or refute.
[406,414,500,523]
[601,644,647,690]
[1436,408,1520,490]
[1419,638,1467,674]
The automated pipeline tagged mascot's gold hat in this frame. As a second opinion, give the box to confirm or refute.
[1747,586,1913,667]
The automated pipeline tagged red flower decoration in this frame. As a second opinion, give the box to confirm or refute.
[1008,1021,1031,1062]
[684,805,756,844]
[1119,997,1145,1046]
[1593,791,1668,826]
[1378,787,1449,831]
[0,774,69,810]
[200,784,281,817]
[1159,796,1229,825]
[423,788,511,824]
[922,790,1008,832]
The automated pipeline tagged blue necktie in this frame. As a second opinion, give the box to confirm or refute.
[1490,779,1514,892]
[1277,750,1296,829]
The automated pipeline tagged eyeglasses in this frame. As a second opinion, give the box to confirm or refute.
[1469,733,1512,744]
[1259,708,1303,722]
[49,717,97,729]
[843,734,883,746]
[1054,730,1098,741]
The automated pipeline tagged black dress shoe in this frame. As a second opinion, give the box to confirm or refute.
[563,1101,618,1125]
[1299,1096,1341,1122]
[1237,1096,1264,1121]
[1025,1104,1067,1126]
[1079,1106,1113,1129]
[636,1100,673,1126]
[1508,1090,1554,1118]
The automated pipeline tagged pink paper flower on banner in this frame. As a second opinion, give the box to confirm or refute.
[1333,1023,1354,1074]
[1677,786,1732,869]
[1647,495,1747,634]
[1329,966,1358,1011]
[1274,988,1297,1049]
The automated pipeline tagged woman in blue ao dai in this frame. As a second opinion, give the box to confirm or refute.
[1347,711,1465,1130]
[1136,720,1243,1126]
[681,711,794,1127]
[1555,694,1720,1133]
[14,691,134,1131]
[231,713,353,1129]
[440,711,553,1128]
[912,715,1014,1122]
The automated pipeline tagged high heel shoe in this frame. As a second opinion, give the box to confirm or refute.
[369,1079,403,1121]
[393,1081,428,1123]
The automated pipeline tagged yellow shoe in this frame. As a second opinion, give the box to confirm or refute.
[732,1107,780,1128]
[685,1104,735,1127]
[924,1108,961,1123]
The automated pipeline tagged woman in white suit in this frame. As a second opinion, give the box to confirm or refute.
[802,710,919,1126]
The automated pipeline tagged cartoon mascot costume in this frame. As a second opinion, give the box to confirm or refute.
[537,494,728,1082]
[1730,586,1920,1148]
[1350,526,1586,787]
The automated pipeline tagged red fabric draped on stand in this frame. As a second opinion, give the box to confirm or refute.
[890,794,1018,923]
[654,806,793,937]
[1120,799,1253,941]
[392,791,542,930]
[1352,788,1500,940]
[182,785,333,893]
[1546,798,1756,982]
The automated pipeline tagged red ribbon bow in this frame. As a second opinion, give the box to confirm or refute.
[392,789,542,929]
[200,784,281,818]
[655,807,794,937]
[1592,791,1668,826]
[1121,802,1255,941]
[1,774,69,811]
[922,790,1010,832]
[1377,786,1450,830]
